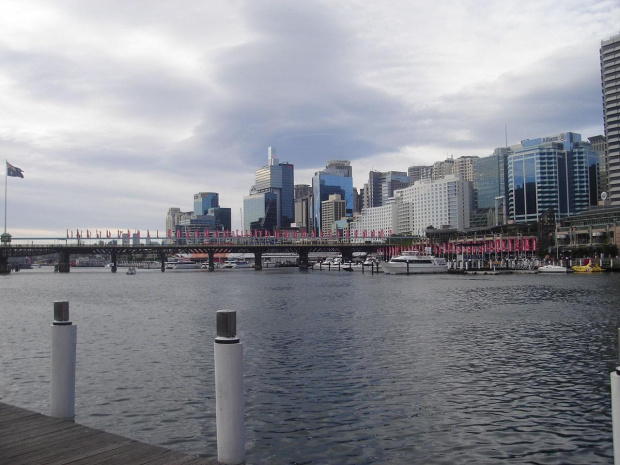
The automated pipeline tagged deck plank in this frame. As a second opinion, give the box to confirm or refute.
[0,403,217,465]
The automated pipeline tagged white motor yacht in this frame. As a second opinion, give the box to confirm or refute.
[381,251,449,275]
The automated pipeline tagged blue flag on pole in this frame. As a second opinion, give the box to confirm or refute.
[6,162,24,178]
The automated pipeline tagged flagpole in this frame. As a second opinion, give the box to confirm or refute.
[4,159,7,234]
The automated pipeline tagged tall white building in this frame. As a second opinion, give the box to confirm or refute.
[601,33,620,204]
[394,175,472,235]
[350,175,472,237]
[351,201,399,235]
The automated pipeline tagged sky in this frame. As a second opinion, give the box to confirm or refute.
[1,0,619,237]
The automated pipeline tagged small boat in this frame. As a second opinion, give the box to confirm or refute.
[537,264,572,273]
[381,251,449,275]
[571,263,603,273]
[222,259,252,269]
[165,258,200,269]
[126,266,137,275]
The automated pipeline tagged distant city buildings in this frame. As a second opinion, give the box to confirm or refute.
[157,33,617,248]
[601,33,620,205]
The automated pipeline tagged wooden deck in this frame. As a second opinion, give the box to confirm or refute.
[0,402,217,464]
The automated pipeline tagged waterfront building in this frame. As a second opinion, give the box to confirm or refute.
[193,192,219,216]
[367,171,409,208]
[394,174,472,235]
[311,160,353,235]
[506,132,599,223]
[321,194,346,235]
[407,165,432,186]
[601,33,620,205]
[243,147,294,231]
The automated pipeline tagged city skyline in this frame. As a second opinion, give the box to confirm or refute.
[1,1,619,236]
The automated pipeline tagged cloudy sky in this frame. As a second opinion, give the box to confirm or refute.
[1,0,619,237]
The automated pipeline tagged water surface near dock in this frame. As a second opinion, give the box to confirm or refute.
[1,268,619,464]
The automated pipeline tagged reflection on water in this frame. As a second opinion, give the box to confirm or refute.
[1,268,618,464]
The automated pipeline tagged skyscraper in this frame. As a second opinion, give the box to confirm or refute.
[601,33,620,204]
[311,160,353,235]
[243,147,294,232]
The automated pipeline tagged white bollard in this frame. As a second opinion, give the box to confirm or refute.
[214,310,245,465]
[50,301,77,420]
[612,367,620,464]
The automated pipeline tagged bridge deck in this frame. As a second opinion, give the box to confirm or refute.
[0,402,216,465]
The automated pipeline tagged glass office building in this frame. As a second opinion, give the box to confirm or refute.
[243,192,278,232]
[194,192,219,216]
[507,132,599,223]
[473,148,509,210]
[312,172,353,235]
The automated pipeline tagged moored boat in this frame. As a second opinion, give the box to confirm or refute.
[165,258,200,269]
[381,251,449,275]
[222,258,252,269]
[571,263,603,273]
[537,264,573,273]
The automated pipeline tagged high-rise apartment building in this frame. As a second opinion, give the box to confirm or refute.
[601,34,620,205]
[454,156,479,182]
[431,158,454,180]
[243,147,294,231]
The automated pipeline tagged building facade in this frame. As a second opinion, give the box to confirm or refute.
[601,33,620,205]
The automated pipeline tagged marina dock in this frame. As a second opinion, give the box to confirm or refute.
[0,402,216,465]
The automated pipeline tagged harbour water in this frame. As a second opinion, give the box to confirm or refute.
[1,267,619,464]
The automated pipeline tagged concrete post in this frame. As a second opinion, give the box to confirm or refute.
[214,310,245,464]
[50,301,77,420]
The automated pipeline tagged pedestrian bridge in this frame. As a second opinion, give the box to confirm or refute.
[0,240,385,273]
